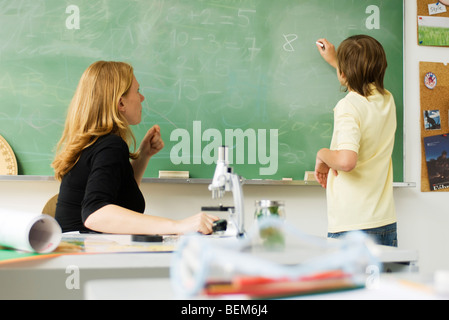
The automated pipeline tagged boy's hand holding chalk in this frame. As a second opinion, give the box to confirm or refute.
[316,38,337,69]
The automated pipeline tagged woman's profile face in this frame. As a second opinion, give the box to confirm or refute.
[119,75,145,125]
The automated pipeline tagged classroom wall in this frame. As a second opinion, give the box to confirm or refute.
[0,1,448,275]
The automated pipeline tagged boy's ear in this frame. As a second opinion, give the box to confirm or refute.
[340,71,348,84]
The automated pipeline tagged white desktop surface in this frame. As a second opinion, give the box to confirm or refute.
[0,233,419,269]
[0,233,419,299]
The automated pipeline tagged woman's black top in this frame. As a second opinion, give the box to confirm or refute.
[55,134,145,232]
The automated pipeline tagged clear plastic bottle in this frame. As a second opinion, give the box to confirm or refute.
[254,200,285,220]
[254,200,285,250]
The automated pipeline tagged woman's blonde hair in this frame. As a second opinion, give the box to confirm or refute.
[337,35,387,97]
[52,61,138,181]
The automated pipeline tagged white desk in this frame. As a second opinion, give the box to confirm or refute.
[0,233,419,299]
[84,273,443,300]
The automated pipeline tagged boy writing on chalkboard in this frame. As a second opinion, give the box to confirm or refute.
[314,35,397,247]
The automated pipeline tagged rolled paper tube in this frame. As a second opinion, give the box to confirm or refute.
[0,209,62,253]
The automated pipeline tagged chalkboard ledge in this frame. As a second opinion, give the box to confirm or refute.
[0,175,416,188]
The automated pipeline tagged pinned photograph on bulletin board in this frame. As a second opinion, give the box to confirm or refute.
[420,62,449,192]
[417,0,449,46]
[423,134,449,191]
[423,110,441,130]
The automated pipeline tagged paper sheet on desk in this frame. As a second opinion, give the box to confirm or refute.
[0,233,176,266]
[60,233,176,253]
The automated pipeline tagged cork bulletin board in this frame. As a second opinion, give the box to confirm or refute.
[417,0,449,46]
[420,62,449,191]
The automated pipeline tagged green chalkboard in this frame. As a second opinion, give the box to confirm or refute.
[0,0,404,181]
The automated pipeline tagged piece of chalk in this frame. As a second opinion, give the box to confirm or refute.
[158,170,189,179]
[316,41,324,48]
[304,171,316,181]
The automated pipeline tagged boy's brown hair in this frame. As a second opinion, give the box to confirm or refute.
[337,35,387,97]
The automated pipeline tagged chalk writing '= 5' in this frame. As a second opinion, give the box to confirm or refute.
[167,7,256,27]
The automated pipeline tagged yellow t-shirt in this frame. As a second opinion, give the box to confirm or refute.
[326,88,397,233]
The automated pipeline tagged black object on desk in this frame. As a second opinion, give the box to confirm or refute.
[212,219,228,233]
[132,234,164,242]
[201,205,234,212]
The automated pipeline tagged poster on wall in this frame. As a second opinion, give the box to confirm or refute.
[420,62,449,192]
[417,0,449,46]
[423,134,449,191]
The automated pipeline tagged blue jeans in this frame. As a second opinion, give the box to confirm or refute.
[328,223,398,247]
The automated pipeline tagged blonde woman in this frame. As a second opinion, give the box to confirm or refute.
[53,61,218,234]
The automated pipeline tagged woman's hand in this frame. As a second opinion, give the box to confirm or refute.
[139,125,164,158]
[176,212,219,235]
[132,124,164,184]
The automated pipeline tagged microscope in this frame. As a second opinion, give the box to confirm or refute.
[207,146,245,237]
